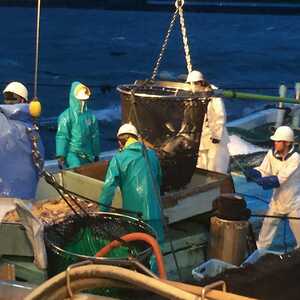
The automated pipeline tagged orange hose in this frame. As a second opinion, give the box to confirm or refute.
[95,232,166,279]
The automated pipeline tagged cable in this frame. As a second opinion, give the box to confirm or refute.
[33,0,42,99]
[129,88,183,280]
[251,214,300,221]
[0,80,296,92]
[237,192,270,205]
[283,218,288,253]
[42,170,143,218]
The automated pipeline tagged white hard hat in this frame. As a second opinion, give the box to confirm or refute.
[117,123,138,137]
[74,84,91,100]
[3,81,28,101]
[270,126,294,142]
[186,70,204,83]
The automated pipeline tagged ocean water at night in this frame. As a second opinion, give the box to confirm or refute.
[1,7,300,158]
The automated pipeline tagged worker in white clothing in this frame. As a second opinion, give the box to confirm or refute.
[244,126,300,249]
[186,70,230,173]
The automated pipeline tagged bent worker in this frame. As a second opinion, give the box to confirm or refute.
[244,126,300,249]
[1,81,44,199]
[99,123,164,242]
[56,81,100,169]
[186,70,230,173]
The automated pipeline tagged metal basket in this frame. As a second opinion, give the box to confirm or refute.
[44,212,156,277]
[117,80,210,191]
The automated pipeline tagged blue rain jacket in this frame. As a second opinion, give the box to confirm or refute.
[99,142,164,242]
[0,104,44,199]
[56,81,100,168]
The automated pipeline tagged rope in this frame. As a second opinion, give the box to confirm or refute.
[238,192,270,205]
[128,90,183,280]
[42,170,143,218]
[42,170,141,254]
[251,214,300,221]
[0,80,293,93]
[251,213,300,253]
[177,0,193,74]
[230,155,299,251]
[34,0,42,99]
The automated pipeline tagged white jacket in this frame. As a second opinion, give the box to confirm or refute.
[199,96,230,150]
[256,149,300,214]
[197,94,230,173]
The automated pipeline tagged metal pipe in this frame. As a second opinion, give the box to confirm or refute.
[217,89,300,105]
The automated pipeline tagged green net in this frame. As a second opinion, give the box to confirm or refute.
[44,212,155,277]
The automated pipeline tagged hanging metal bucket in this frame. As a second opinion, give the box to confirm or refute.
[117,80,211,191]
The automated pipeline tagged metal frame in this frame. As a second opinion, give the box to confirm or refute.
[201,280,227,300]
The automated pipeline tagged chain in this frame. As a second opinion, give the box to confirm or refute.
[26,124,44,175]
[151,8,179,80]
[178,1,193,74]
[151,0,192,80]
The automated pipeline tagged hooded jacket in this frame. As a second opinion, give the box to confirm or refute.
[99,141,164,241]
[56,81,100,168]
[0,103,44,199]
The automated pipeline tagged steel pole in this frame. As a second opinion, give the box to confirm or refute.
[216,89,300,105]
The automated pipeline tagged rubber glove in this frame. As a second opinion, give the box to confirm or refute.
[257,176,280,190]
[243,168,262,182]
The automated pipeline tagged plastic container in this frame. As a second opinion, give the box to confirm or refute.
[192,258,237,282]
[241,248,282,266]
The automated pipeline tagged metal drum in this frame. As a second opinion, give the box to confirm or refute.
[208,216,249,265]
[117,80,210,192]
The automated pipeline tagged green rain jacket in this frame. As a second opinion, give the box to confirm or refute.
[99,141,164,242]
[56,81,100,168]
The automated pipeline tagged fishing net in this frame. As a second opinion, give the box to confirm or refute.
[44,212,155,278]
[117,80,210,192]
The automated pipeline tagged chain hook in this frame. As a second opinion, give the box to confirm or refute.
[175,0,184,9]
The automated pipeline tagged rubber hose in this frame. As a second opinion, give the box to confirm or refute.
[24,265,197,300]
[95,232,166,279]
[33,278,128,300]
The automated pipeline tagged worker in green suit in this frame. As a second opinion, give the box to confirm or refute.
[99,123,164,242]
[56,81,100,168]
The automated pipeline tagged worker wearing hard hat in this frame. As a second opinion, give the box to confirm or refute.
[244,126,300,249]
[187,70,230,173]
[56,81,100,169]
[3,81,29,104]
[99,123,164,242]
[0,81,44,199]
